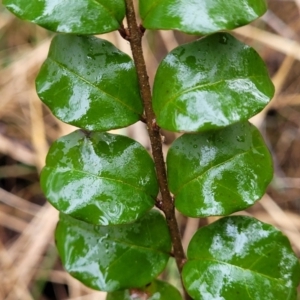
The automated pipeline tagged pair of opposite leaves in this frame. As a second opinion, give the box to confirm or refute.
[34,32,274,133]
[4,0,268,35]
[41,121,273,226]
[56,211,300,299]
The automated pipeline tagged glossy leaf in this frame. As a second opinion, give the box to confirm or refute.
[3,0,125,34]
[167,122,273,217]
[139,0,267,35]
[183,216,300,300]
[153,32,274,132]
[41,130,158,225]
[106,279,182,300]
[55,210,172,291]
[36,35,143,131]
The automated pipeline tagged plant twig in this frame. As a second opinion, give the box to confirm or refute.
[124,0,188,296]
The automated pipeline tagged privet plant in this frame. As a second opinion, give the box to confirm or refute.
[4,0,300,299]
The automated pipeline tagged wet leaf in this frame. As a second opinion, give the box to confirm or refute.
[36,35,143,131]
[55,210,172,292]
[3,0,125,34]
[106,279,182,300]
[139,0,267,35]
[153,33,274,132]
[41,130,158,225]
[183,216,300,300]
[167,122,273,217]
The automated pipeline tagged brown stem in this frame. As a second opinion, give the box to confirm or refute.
[124,0,187,284]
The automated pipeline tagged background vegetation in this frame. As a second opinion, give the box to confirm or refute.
[0,0,300,299]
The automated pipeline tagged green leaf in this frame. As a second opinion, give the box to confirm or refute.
[106,279,182,300]
[153,33,274,132]
[139,0,267,35]
[36,35,143,131]
[41,130,158,225]
[167,122,273,217]
[55,210,172,292]
[3,0,125,34]
[183,216,300,300]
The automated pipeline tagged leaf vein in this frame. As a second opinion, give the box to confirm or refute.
[175,145,265,194]
[48,166,149,194]
[158,75,267,117]
[191,258,286,284]
[48,57,141,115]
[99,235,169,255]
[142,0,164,21]
[91,0,120,25]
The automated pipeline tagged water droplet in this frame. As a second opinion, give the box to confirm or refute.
[100,216,109,225]
[193,144,198,149]
[219,35,228,45]
[236,135,245,142]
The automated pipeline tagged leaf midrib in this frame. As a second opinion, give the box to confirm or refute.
[47,165,149,194]
[92,0,120,25]
[102,235,170,255]
[66,230,170,270]
[106,242,168,270]
[174,145,265,194]
[71,223,170,254]
[157,75,267,115]
[141,0,164,21]
[48,57,141,115]
[188,257,287,285]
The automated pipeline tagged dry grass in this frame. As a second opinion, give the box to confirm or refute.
[0,0,300,299]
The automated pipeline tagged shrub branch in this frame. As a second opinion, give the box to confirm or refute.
[124,0,188,285]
